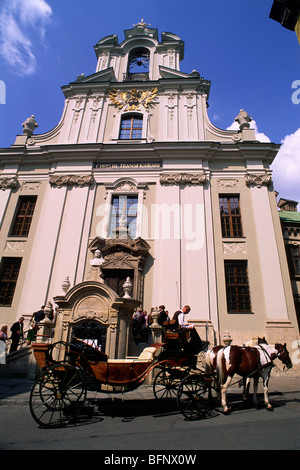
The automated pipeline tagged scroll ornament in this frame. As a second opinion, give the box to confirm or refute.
[0,176,19,191]
[245,173,272,188]
[160,172,208,186]
[49,175,95,188]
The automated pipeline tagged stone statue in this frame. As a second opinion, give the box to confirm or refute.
[235,109,252,130]
[90,249,105,266]
[22,115,38,137]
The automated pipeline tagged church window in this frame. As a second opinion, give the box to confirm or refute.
[10,196,37,237]
[290,245,300,275]
[219,195,243,238]
[0,257,22,306]
[110,195,138,238]
[224,260,252,313]
[119,114,143,140]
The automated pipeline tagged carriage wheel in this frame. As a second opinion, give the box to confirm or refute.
[29,363,87,428]
[153,368,185,401]
[177,374,210,420]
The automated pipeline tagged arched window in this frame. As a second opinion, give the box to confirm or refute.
[127,47,150,81]
[119,114,143,140]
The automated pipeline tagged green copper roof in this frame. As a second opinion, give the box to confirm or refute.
[279,210,300,223]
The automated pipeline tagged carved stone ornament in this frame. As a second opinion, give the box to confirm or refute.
[245,173,272,188]
[49,175,95,188]
[22,115,38,137]
[0,177,19,191]
[109,88,158,111]
[217,179,239,189]
[235,109,252,130]
[160,172,208,186]
[223,242,247,255]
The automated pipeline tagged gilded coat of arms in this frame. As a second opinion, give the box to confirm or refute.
[109,88,158,111]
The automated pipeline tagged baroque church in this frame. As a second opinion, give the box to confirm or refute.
[0,21,299,366]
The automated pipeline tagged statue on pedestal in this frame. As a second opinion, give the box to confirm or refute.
[235,109,252,130]
[22,115,38,136]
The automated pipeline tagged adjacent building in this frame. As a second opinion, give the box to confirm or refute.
[0,21,299,362]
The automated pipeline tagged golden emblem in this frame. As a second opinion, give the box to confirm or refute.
[109,88,158,111]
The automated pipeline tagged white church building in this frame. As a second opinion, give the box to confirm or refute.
[0,21,298,362]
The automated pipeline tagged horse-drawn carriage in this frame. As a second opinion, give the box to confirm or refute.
[29,329,214,427]
[29,330,293,427]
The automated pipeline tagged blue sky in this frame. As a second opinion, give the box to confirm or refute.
[0,0,299,203]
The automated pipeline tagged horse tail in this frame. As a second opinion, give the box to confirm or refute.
[216,348,225,390]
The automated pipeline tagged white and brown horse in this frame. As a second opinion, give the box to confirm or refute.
[216,343,292,414]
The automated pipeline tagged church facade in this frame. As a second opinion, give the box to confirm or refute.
[0,21,299,360]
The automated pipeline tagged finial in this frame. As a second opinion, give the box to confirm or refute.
[133,19,151,28]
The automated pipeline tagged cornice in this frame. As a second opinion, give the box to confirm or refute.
[0,140,280,167]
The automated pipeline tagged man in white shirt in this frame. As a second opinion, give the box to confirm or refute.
[172,305,209,353]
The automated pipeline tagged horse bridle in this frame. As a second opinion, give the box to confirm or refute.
[259,344,289,372]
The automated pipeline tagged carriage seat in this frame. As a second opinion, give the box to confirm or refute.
[107,344,164,363]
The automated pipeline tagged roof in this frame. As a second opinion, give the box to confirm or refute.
[279,210,300,223]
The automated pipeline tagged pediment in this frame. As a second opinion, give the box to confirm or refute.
[89,236,151,258]
[70,67,116,84]
[159,65,193,79]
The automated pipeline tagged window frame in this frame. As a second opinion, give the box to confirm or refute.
[119,114,143,140]
[290,244,300,276]
[109,194,139,238]
[219,194,243,238]
[0,257,22,306]
[224,260,252,313]
[9,195,37,237]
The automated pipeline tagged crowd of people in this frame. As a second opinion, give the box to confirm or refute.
[0,304,59,364]
[0,303,209,365]
[132,304,209,354]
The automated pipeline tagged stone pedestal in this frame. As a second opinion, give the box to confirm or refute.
[149,307,163,345]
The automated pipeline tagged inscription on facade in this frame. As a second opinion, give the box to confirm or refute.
[93,161,162,170]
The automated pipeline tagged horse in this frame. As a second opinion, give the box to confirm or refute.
[205,346,224,374]
[216,343,293,414]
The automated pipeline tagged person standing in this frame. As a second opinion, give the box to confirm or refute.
[0,325,8,364]
[158,305,168,326]
[9,317,24,353]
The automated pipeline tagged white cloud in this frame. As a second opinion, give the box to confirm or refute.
[227,118,299,205]
[226,119,271,143]
[0,0,52,75]
[271,128,300,204]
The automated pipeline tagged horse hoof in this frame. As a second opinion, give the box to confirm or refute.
[266,405,273,412]
[223,408,230,415]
